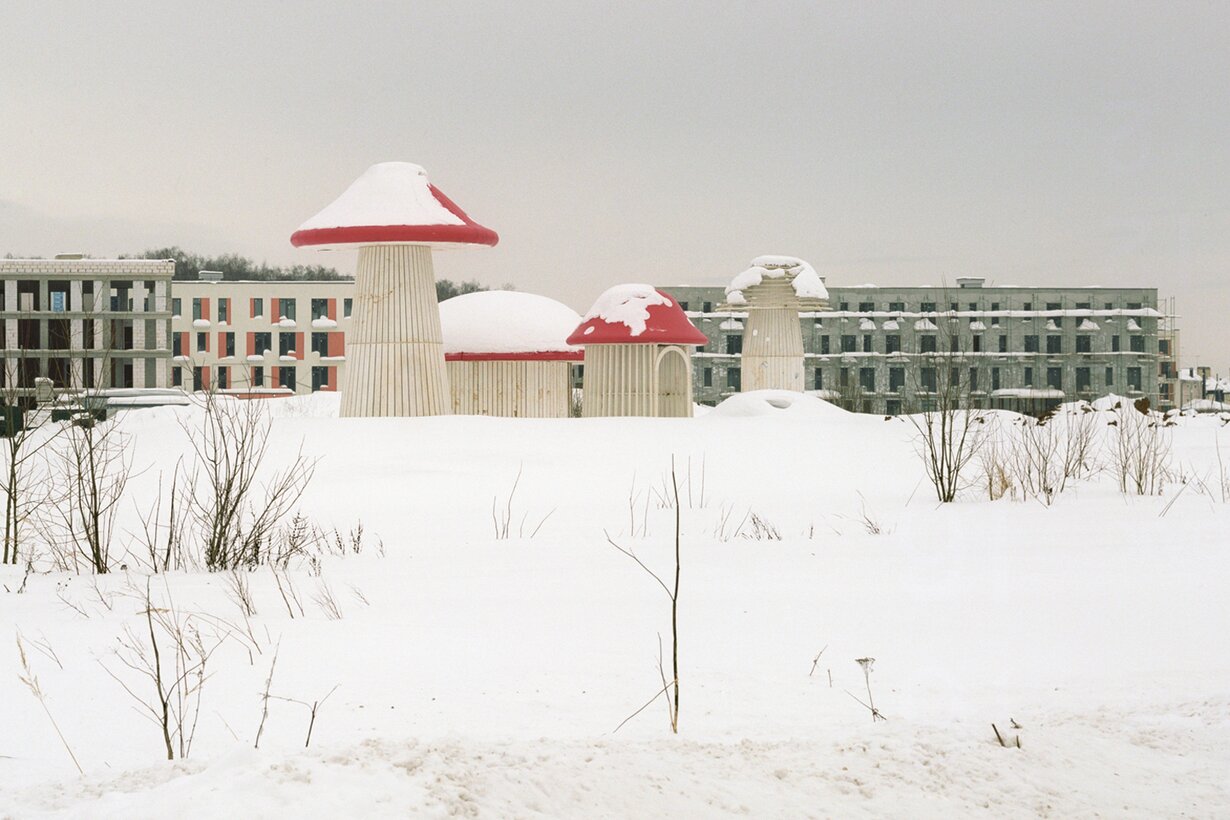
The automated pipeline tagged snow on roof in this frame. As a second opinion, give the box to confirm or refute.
[439,290,583,360]
[291,162,498,248]
[567,285,708,346]
[724,255,829,305]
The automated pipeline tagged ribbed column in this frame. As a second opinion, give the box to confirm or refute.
[743,306,805,392]
[447,360,571,418]
[583,344,664,417]
[341,245,450,417]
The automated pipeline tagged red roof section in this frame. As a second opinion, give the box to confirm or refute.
[445,350,584,362]
[567,289,708,346]
[291,184,499,248]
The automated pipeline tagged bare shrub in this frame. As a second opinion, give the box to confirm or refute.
[1107,398,1172,496]
[491,464,554,539]
[224,569,257,617]
[16,633,83,773]
[907,364,985,503]
[312,579,343,620]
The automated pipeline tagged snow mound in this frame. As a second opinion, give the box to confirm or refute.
[440,291,582,356]
[296,162,463,231]
[706,390,847,418]
[725,256,828,305]
[581,284,671,336]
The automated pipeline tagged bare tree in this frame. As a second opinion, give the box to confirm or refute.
[0,371,63,566]
[1107,398,1171,496]
[907,356,985,503]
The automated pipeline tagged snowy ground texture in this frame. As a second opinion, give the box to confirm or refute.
[3,391,1230,818]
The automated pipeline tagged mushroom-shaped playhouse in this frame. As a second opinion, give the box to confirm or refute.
[722,255,828,392]
[567,285,707,417]
[439,290,582,417]
[291,162,498,417]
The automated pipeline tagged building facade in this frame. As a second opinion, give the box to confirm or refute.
[1,255,174,399]
[666,278,1173,414]
[170,278,353,395]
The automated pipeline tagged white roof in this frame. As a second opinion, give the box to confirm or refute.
[296,162,464,232]
[724,255,829,305]
[439,290,581,355]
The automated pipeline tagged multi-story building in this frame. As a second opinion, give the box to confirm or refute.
[170,276,353,395]
[1,254,173,399]
[666,278,1170,415]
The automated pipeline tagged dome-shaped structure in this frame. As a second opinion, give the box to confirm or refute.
[439,291,582,418]
[291,161,497,418]
[568,285,705,418]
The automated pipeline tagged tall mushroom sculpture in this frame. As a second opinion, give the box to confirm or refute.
[567,284,707,417]
[721,255,828,392]
[291,162,498,417]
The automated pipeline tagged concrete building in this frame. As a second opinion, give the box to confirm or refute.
[1,255,173,399]
[170,277,353,395]
[665,278,1174,415]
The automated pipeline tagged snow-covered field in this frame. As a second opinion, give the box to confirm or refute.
[3,392,1230,818]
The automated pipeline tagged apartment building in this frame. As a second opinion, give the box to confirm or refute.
[170,276,353,395]
[666,278,1175,414]
[1,255,173,399]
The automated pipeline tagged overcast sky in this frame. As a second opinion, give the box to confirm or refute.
[2,1,1227,371]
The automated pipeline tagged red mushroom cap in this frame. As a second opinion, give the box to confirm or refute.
[290,162,498,248]
[567,285,708,346]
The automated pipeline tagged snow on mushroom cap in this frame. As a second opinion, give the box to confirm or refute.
[290,161,498,248]
[566,284,708,346]
[725,255,828,304]
[439,291,583,360]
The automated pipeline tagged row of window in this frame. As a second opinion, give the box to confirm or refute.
[173,331,340,358]
[172,364,336,392]
[719,333,1148,356]
[681,299,1148,314]
[699,365,1146,394]
[176,297,353,322]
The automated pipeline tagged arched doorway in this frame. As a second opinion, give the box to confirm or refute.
[654,346,691,418]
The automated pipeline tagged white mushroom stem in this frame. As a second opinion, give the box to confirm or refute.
[743,306,807,392]
[341,245,450,417]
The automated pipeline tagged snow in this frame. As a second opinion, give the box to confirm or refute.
[311,318,338,329]
[718,318,743,331]
[3,394,1230,816]
[1078,318,1100,331]
[439,291,582,355]
[1127,318,1142,331]
[582,284,671,337]
[914,318,938,331]
[969,320,987,331]
[296,162,463,232]
[882,319,900,331]
[858,318,876,331]
[277,318,296,328]
[725,256,829,305]
[192,319,210,329]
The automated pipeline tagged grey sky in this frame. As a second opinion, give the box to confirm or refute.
[2,1,1227,371]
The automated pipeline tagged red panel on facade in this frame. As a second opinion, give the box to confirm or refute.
[327,332,345,357]
[270,367,280,389]
[246,332,255,357]
[201,298,210,321]
[327,299,337,321]
[271,298,279,323]
[325,366,337,391]
[295,332,304,360]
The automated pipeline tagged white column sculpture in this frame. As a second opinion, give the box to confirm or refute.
[291,162,499,417]
[721,256,828,392]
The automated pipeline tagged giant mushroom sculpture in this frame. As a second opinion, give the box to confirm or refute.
[721,255,828,392]
[291,162,498,417]
[567,284,707,417]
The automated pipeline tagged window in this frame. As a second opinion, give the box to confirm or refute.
[196,332,207,352]
[1024,367,1034,387]
[252,298,264,318]
[173,334,183,357]
[838,302,849,311]
[702,367,712,387]
[1046,335,1062,354]
[280,299,297,321]
[949,302,959,312]
[858,301,874,312]
[1111,335,1121,352]
[224,333,235,358]
[969,368,979,392]
[972,335,982,353]
[254,332,272,354]
[1024,335,1039,353]
[968,302,978,312]
[1127,367,1142,391]
[172,367,182,387]
[991,367,1000,391]
[1023,301,1033,311]
[279,333,295,356]
[820,335,831,355]
[279,366,297,391]
[920,301,936,313]
[193,367,204,391]
[725,334,743,355]
[998,335,1008,353]
[886,399,901,416]
[217,367,229,390]
[311,332,328,356]
[1158,339,1170,356]
[885,335,901,354]
[862,335,872,353]
[814,368,824,390]
[920,368,937,393]
[311,298,328,320]
[920,335,937,353]
[343,298,353,318]
[948,335,959,353]
[312,366,328,391]
[218,299,229,323]
[1105,367,1113,386]
[1130,335,1145,353]
[990,302,1001,326]
[859,367,875,392]
[1047,302,1061,328]
[678,301,688,311]
[1047,367,1063,390]
[726,367,741,390]
[252,366,264,387]
[1075,335,1091,353]
[1105,302,1114,310]
[1127,302,1142,310]
[1076,367,1091,392]
[841,335,856,353]
[839,367,849,387]
[172,297,182,317]
[889,367,905,393]
[192,298,203,321]
[888,301,904,313]
[702,301,712,313]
